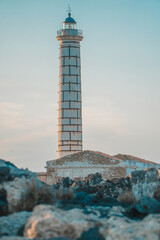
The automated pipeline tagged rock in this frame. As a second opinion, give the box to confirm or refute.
[116,176,132,192]
[0,211,31,237]
[131,168,160,198]
[0,159,34,182]
[0,188,8,216]
[24,204,100,239]
[78,226,105,240]
[153,185,160,202]
[100,214,160,240]
[95,181,119,200]
[85,173,103,185]
[131,170,146,184]
[2,176,54,213]
[56,177,74,189]
[0,167,10,183]
[124,196,160,219]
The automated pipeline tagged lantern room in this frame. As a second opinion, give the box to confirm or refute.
[63,13,77,30]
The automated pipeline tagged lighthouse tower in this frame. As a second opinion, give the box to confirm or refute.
[56,12,83,158]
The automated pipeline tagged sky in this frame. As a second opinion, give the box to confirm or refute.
[0,0,160,172]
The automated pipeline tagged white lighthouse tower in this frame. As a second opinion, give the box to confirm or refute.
[56,12,83,158]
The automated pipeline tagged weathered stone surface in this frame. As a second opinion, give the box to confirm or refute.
[131,168,160,198]
[0,188,8,216]
[2,175,54,213]
[100,214,160,240]
[0,211,31,237]
[24,204,100,239]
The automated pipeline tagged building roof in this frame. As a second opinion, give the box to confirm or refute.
[114,154,157,164]
[47,150,160,168]
[64,13,76,24]
[47,150,121,167]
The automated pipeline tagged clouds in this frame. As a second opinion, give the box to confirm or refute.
[0,100,57,159]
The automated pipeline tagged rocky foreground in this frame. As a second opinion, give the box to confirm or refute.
[0,159,160,239]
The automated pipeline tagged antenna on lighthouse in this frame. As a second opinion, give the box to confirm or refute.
[67,4,71,17]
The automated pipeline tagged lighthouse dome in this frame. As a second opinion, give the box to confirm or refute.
[64,13,76,24]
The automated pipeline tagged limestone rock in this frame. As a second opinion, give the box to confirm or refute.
[24,204,100,239]
[2,176,54,213]
[100,214,160,240]
[0,211,31,237]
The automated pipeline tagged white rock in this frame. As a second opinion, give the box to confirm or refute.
[2,176,43,213]
[24,204,101,239]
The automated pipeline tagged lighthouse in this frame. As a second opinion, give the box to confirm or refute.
[56,12,83,158]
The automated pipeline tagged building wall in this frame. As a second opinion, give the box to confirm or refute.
[46,159,160,185]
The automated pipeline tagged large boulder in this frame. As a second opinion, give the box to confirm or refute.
[0,159,54,213]
[2,176,54,213]
[24,204,101,239]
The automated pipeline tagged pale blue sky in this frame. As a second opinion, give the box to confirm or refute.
[0,0,160,171]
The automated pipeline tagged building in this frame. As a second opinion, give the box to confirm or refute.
[56,12,83,158]
[46,150,160,184]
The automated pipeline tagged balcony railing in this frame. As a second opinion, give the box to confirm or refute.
[57,29,83,37]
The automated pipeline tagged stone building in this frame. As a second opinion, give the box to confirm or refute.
[56,12,83,158]
[46,150,160,184]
